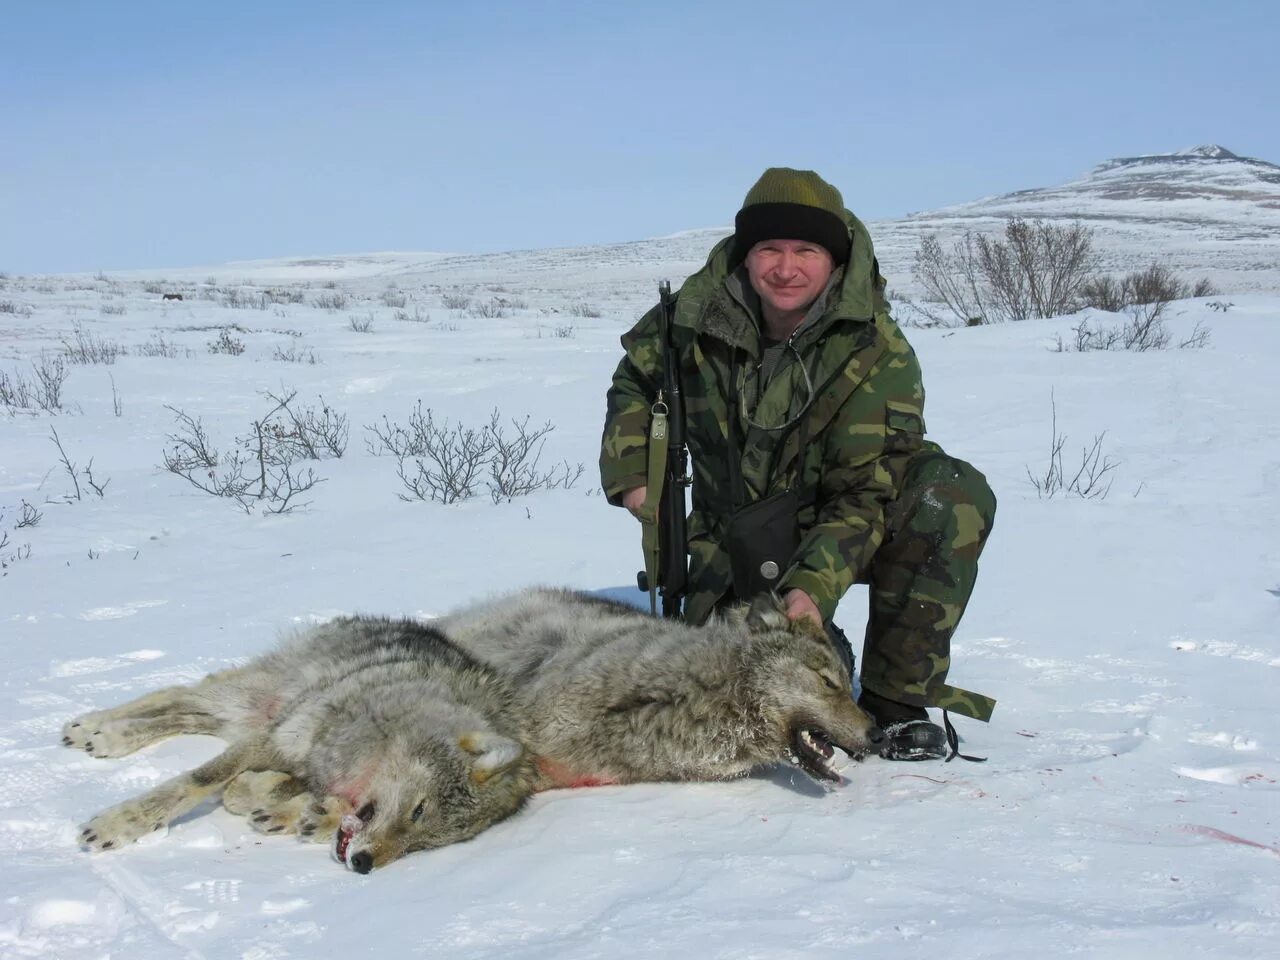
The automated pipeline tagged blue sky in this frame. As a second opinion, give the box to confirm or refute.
[3,0,1276,274]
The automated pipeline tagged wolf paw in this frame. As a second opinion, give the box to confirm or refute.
[61,718,141,758]
[247,794,315,836]
[62,712,112,755]
[297,796,352,842]
[79,804,165,851]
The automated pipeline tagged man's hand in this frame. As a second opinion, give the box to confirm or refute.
[783,589,822,628]
[621,485,648,519]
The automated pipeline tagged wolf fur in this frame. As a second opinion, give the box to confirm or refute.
[63,617,535,873]
[437,588,884,787]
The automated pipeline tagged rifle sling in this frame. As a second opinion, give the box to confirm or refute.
[640,397,670,616]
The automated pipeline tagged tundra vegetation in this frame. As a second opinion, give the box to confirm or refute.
[912,217,1214,351]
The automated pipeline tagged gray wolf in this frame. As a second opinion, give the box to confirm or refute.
[63,617,535,873]
[439,588,885,786]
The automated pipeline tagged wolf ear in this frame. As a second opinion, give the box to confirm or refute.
[458,731,526,784]
[744,593,789,632]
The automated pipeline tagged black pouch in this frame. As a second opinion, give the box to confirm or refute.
[723,489,800,599]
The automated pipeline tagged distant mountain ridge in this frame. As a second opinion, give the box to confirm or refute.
[1095,144,1279,174]
[931,143,1280,211]
[123,146,1280,298]
[875,144,1280,294]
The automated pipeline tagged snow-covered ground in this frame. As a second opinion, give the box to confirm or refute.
[1,241,1277,959]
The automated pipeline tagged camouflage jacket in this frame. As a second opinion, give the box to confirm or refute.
[601,212,927,626]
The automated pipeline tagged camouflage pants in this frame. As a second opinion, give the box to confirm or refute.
[856,446,996,720]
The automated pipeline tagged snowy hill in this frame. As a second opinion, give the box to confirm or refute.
[1,153,1278,958]
[877,144,1280,294]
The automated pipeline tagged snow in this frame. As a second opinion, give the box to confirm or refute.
[888,147,1280,301]
[2,202,1278,958]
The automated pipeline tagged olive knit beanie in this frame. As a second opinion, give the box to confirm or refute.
[732,167,851,264]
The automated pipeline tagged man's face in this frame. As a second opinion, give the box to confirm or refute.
[745,239,835,323]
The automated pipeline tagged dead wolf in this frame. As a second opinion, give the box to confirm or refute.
[63,617,535,873]
[438,588,885,787]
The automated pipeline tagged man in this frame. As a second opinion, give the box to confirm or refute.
[600,168,996,760]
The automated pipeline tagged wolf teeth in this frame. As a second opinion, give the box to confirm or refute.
[799,729,834,758]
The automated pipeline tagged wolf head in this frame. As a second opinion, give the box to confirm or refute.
[335,729,536,873]
[728,595,884,781]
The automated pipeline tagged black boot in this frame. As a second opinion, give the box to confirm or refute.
[857,689,948,761]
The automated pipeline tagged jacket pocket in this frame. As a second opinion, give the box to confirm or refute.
[884,401,925,456]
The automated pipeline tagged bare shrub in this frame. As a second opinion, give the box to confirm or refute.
[109,372,122,417]
[144,283,164,295]
[441,290,472,310]
[207,327,246,355]
[35,353,70,412]
[17,500,42,528]
[914,219,1096,325]
[1025,393,1118,500]
[219,287,251,309]
[100,302,127,316]
[0,300,35,317]
[485,412,586,503]
[366,403,494,504]
[1070,263,1213,353]
[49,426,110,501]
[532,324,576,339]
[987,219,1095,321]
[161,390,341,514]
[312,291,349,311]
[468,299,508,319]
[380,288,407,308]
[1,537,32,575]
[265,288,306,304]
[367,405,584,504]
[1178,321,1212,349]
[1078,275,1125,313]
[567,302,602,318]
[1082,263,1216,313]
[161,407,249,502]
[1057,319,1121,353]
[259,388,348,460]
[61,323,125,364]
[912,233,991,326]
[1119,303,1173,351]
[273,343,318,364]
[393,306,430,323]
[1122,264,1184,307]
[135,333,187,358]
[348,313,374,333]
[1,354,71,413]
[0,369,36,412]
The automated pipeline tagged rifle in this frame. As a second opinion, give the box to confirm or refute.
[636,280,690,619]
